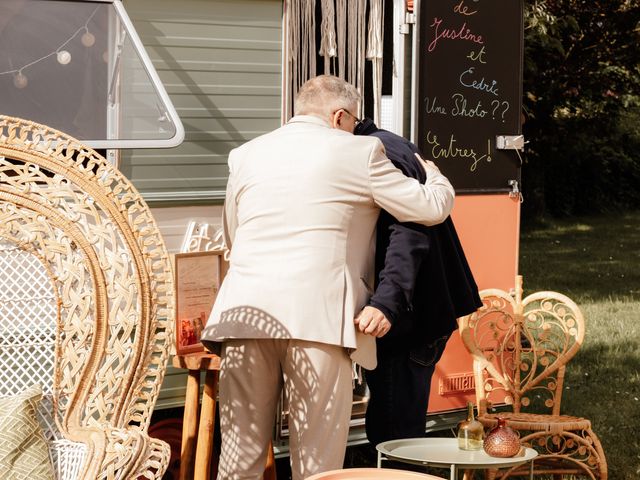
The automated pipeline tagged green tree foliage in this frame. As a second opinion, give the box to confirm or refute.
[522,0,640,217]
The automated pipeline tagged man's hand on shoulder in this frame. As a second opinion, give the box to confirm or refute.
[414,153,442,176]
[354,306,391,338]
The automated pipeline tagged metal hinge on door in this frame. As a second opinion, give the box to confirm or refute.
[400,12,416,34]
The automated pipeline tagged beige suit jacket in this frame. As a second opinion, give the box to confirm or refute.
[201,115,454,368]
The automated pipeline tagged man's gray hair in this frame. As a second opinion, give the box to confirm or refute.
[294,75,361,118]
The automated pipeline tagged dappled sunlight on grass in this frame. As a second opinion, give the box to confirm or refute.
[520,211,640,301]
[520,214,640,479]
[562,302,640,480]
[528,223,594,236]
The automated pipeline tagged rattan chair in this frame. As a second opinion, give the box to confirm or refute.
[0,116,174,479]
[458,275,607,479]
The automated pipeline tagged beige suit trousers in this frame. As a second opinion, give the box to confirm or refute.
[216,339,353,480]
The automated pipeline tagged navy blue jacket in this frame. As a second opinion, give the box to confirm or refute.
[356,119,482,363]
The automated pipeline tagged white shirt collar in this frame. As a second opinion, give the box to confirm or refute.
[287,115,330,128]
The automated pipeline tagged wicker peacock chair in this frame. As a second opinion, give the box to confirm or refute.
[459,275,607,479]
[0,115,174,479]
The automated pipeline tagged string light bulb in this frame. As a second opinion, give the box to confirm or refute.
[57,50,72,65]
[0,5,98,88]
[13,72,28,89]
[81,30,95,47]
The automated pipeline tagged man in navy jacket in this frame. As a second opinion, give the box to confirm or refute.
[355,118,482,445]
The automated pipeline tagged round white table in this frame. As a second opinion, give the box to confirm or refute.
[376,438,538,480]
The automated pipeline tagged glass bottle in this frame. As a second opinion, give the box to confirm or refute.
[457,402,484,450]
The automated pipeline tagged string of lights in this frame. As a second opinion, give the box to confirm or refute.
[0,5,100,89]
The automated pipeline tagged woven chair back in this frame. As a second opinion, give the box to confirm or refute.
[0,115,174,454]
[0,245,58,439]
[459,275,585,416]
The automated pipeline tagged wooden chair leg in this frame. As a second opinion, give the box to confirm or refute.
[195,370,219,480]
[263,440,277,480]
[587,428,608,480]
[179,369,200,480]
[484,468,498,480]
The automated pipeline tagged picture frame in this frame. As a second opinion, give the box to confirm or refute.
[174,250,226,355]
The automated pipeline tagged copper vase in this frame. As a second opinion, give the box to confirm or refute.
[483,417,521,457]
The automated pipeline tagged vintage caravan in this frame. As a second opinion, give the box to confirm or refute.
[0,0,523,461]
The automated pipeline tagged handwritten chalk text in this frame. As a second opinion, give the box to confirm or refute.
[426,131,491,172]
[450,93,488,118]
[425,96,448,115]
[427,18,484,53]
[453,0,478,16]
[467,45,487,64]
[459,67,499,96]
[490,99,510,121]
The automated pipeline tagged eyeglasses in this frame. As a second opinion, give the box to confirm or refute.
[338,108,361,127]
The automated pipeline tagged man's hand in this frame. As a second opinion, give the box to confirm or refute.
[415,153,441,175]
[354,306,391,338]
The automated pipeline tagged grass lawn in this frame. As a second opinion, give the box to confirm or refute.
[519,210,640,480]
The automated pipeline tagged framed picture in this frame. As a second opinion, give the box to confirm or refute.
[174,250,226,355]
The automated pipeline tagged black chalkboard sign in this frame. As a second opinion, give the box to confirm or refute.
[417,0,523,193]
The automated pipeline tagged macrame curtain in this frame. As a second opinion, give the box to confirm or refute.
[284,0,385,124]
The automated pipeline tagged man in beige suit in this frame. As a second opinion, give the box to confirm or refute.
[201,75,454,480]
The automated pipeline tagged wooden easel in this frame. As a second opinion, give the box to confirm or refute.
[173,352,277,480]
